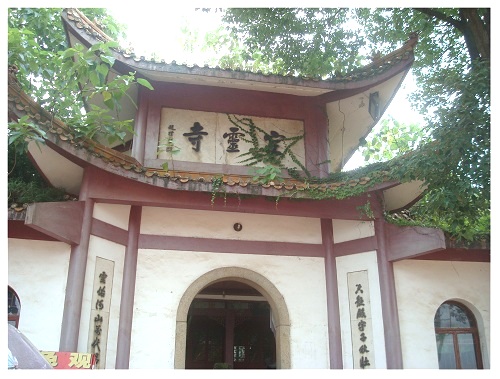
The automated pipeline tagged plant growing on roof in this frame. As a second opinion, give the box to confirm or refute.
[226,113,307,184]
[210,175,225,206]
[8,8,154,153]
[8,8,154,205]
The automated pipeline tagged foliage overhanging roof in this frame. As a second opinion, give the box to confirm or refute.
[63,8,418,91]
[8,8,423,207]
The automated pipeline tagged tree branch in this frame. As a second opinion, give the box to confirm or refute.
[413,8,466,33]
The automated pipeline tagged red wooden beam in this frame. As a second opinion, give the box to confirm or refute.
[24,201,85,245]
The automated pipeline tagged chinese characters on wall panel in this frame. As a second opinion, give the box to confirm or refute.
[158,108,305,169]
[348,270,374,369]
[87,257,114,369]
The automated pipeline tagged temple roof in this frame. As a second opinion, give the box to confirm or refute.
[8,68,424,211]
[62,8,418,172]
[8,8,424,212]
[62,8,418,95]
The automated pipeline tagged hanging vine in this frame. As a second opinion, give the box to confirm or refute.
[224,113,407,201]
[211,175,224,206]
[226,114,308,181]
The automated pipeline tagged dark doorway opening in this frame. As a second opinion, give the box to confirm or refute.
[185,281,276,369]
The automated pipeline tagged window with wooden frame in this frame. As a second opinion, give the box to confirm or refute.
[8,286,21,328]
[434,301,483,369]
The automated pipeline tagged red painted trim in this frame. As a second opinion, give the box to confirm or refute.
[386,223,446,262]
[59,170,94,352]
[139,234,323,257]
[304,102,330,177]
[411,249,490,263]
[91,218,129,245]
[84,166,377,221]
[374,218,403,368]
[149,81,315,120]
[317,60,413,104]
[24,201,85,245]
[333,236,377,257]
[116,205,142,369]
[8,220,58,241]
[321,219,343,369]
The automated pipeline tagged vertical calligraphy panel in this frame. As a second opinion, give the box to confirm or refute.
[87,257,114,369]
[348,270,375,369]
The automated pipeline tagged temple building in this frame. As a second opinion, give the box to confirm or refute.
[7,8,490,369]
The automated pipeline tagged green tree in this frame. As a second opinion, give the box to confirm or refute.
[7,8,153,205]
[210,8,490,240]
[359,116,428,164]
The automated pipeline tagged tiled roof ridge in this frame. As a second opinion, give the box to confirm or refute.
[8,68,396,198]
[64,8,417,84]
[67,8,114,44]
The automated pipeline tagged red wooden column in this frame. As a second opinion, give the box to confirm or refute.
[375,217,403,368]
[321,218,343,369]
[304,100,330,178]
[59,169,94,352]
[115,205,142,368]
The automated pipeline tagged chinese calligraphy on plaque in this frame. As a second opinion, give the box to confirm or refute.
[348,270,374,369]
[158,108,305,168]
[223,126,245,153]
[88,257,114,369]
[183,122,208,152]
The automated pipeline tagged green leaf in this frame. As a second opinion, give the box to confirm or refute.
[89,70,100,86]
[100,55,115,66]
[96,63,109,77]
[137,77,154,90]
[102,90,112,102]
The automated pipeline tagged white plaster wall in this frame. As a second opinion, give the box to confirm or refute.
[130,250,329,369]
[79,235,125,368]
[336,251,387,369]
[141,206,322,244]
[394,259,490,369]
[332,219,374,243]
[93,203,131,230]
[8,238,70,351]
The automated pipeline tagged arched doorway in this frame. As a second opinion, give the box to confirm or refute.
[185,281,276,369]
[8,286,21,328]
[175,267,291,369]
